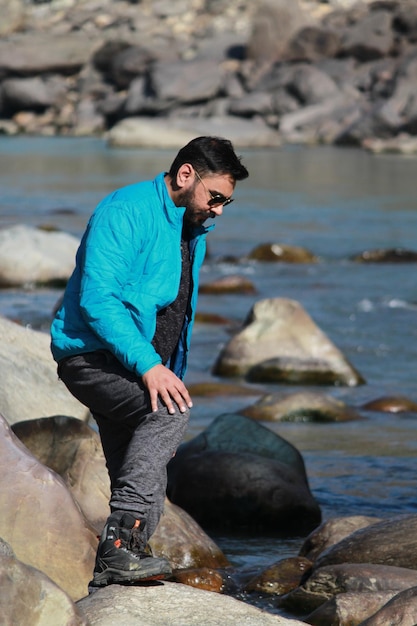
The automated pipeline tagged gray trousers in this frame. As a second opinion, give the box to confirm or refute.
[57,350,190,541]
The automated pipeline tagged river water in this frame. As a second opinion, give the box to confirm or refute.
[1,136,416,613]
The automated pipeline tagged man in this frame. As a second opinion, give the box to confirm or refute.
[50,136,249,587]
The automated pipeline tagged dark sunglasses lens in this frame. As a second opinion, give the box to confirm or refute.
[208,195,233,207]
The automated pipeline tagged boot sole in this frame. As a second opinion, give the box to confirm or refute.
[91,565,172,587]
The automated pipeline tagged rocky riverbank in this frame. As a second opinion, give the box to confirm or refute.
[1,0,417,152]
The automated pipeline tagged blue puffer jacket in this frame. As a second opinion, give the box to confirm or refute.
[50,172,212,380]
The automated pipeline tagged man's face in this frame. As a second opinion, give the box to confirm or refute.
[181,173,235,227]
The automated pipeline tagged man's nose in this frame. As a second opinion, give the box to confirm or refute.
[211,204,223,216]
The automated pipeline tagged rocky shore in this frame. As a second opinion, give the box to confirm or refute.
[1,0,417,152]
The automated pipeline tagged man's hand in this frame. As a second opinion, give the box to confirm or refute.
[142,364,193,414]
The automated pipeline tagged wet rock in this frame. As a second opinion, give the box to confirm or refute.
[0,538,87,626]
[314,514,417,570]
[187,381,262,398]
[0,316,88,424]
[363,133,417,154]
[360,586,417,626]
[304,590,398,626]
[283,562,417,615]
[299,516,381,562]
[0,412,97,601]
[241,390,364,423]
[247,243,318,263]
[361,394,417,413]
[199,275,256,295]
[167,412,322,535]
[172,567,230,593]
[0,224,80,287]
[213,298,365,386]
[245,556,312,595]
[351,247,417,262]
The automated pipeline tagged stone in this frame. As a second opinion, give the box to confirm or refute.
[0,316,88,425]
[212,298,365,386]
[241,390,364,423]
[167,412,321,534]
[0,413,97,601]
[0,538,87,626]
[77,581,308,625]
[0,224,79,287]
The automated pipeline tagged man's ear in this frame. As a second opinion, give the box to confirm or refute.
[176,163,194,189]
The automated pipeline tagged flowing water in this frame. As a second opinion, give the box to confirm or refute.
[1,136,416,614]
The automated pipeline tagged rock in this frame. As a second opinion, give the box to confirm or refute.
[359,586,417,626]
[150,499,230,571]
[76,581,308,626]
[167,412,321,534]
[285,26,342,62]
[340,10,396,61]
[314,514,417,570]
[0,316,88,424]
[172,567,230,593]
[240,390,364,423]
[363,133,417,154]
[245,556,312,595]
[199,275,256,294]
[212,298,365,386]
[299,516,381,562]
[0,412,97,601]
[246,0,311,63]
[151,59,225,104]
[107,115,281,149]
[187,381,262,398]
[283,562,417,614]
[0,224,79,287]
[361,395,417,413]
[0,538,87,626]
[351,247,417,262]
[12,415,110,533]
[304,590,399,626]
[247,243,318,263]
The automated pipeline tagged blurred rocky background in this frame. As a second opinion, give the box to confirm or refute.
[1,0,417,151]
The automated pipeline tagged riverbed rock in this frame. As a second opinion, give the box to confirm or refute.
[0,224,80,287]
[167,412,322,535]
[0,538,87,626]
[299,516,381,562]
[247,242,318,263]
[282,562,417,615]
[76,581,309,626]
[361,394,417,413]
[199,274,257,295]
[241,390,364,423]
[212,298,365,386]
[0,412,97,601]
[0,315,88,424]
[245,556,312,596]
[304,590,399,626]
[359,586,417,626]
[314,514,417,570]
[351,247,417,262]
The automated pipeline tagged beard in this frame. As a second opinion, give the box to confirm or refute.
[177,187,215,227]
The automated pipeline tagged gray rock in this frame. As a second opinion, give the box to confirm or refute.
[0,315,88,424]
[77,581,309,626]
[360,586,417,626]
[167,412,321,534]
[213,298,365,386]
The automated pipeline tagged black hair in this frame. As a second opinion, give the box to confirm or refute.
[168,136,249,182]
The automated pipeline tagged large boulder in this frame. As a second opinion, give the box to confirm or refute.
[0,224,79,287]
[167,412,321,535]
[0,316,88,424]
[0,412,97,601]
[213,298,365,386]
[0,538,87,626]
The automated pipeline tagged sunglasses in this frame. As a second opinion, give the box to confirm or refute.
[194,170,234,208]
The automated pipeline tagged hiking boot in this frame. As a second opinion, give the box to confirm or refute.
[90,511,172,587]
